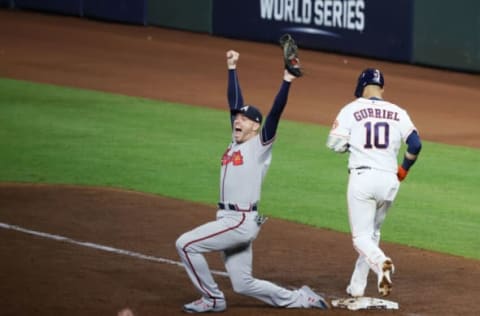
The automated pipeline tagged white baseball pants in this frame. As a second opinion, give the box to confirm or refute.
[346,168,399,293]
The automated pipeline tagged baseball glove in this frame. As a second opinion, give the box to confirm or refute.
[279,33,303,77]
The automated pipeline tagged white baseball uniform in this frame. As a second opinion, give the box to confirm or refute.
[327,97,417,296]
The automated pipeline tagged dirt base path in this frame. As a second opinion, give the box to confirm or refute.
[1,9,479,316]
[2,184,479,316]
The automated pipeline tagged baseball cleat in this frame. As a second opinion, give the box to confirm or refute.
[378,259,395,297]
[183,297,226,313]
[346,285,364,298]
[300,285,330,309]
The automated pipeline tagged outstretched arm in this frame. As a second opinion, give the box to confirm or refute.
[261,70,297,144]
[226,50,243,127]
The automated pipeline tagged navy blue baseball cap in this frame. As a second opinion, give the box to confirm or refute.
[354,68,385,97]
[231,105,263,123]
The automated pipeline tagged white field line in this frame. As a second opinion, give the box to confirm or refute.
[0,221,228,277]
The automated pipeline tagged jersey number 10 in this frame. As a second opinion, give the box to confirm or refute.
[364,121,389,149]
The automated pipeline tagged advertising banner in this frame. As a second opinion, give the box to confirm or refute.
[213,0,413,62]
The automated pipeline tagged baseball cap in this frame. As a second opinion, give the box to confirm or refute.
[231,105,263,123]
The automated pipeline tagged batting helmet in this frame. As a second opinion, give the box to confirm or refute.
[354,68,384,97]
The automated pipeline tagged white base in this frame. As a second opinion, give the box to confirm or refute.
[331,297,399,311]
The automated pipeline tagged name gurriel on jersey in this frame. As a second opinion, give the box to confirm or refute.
[354,107,400,122]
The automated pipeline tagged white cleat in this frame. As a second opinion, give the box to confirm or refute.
[378,259,395,297]
[183,297,226,313]
[346,285,364,298]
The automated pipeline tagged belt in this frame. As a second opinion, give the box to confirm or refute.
[348,166,371,174]
[218,202,257,212]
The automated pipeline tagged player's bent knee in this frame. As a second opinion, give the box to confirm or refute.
[175,233,189,252]
[230,277,255,295]
[175,232,201,254]
[231,283,250,295]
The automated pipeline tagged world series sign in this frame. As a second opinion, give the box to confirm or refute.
[212,0,414,62]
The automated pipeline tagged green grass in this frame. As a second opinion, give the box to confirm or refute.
[1,78,479,260]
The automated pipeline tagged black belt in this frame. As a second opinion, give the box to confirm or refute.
[348,166,371,174]
[218,202,257,212]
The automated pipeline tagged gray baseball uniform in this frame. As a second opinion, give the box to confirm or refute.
[176,65,314,309]
[220,133,271,209]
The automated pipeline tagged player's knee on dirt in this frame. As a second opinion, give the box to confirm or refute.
[229,274,255,295]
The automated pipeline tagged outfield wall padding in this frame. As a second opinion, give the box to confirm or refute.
[83,0,146,25]
[13,0,83,16]
[147,0,212,33]
[413,0,480,72]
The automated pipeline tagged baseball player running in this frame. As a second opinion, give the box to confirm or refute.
[175,49,329,313]
[326,68,422,298]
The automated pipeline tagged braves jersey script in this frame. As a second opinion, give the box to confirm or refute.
[329,98,417,173]
[220,134,272,209]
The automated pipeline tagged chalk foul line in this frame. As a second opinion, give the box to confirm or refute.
[0,221,228,277]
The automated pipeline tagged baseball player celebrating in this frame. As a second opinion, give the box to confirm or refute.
[175,47,329,313]
[326,68,422,298]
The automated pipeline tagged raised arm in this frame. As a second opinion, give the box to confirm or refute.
[226,50,244,126]
[261,70,297,144]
